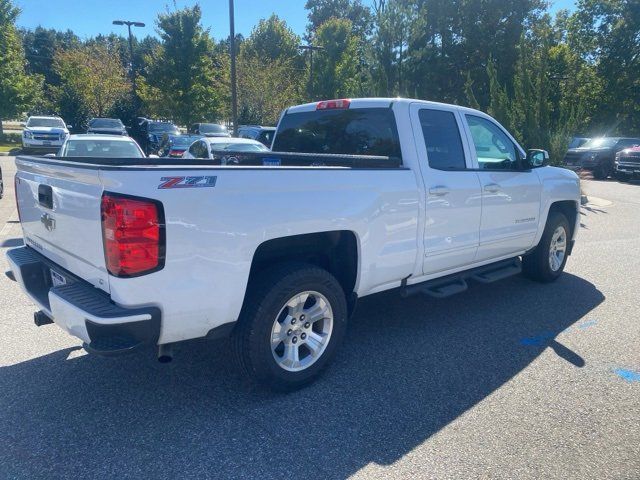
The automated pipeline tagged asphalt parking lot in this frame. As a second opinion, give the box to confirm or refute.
[0,156,638,479]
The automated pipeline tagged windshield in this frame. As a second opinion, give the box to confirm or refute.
[62,139,143,158]
[27,118,65,128]
[149,123,179,133]
[89,118,123,129]
[199,124,228,134]
[582,138,617,149]
[171,136,200,147]
[273,108,401,159]
[210,142,268,152]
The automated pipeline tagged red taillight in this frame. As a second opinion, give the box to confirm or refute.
[316,99,351,110]
[14,176,22,223]
[101,193,165,277]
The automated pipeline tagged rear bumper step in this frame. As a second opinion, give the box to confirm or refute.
[402,257,522,299]
[6,246,161,356]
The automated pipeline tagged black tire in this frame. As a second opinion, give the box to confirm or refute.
[592,165,608,180]
[522,211,571,283]
[232,262,348,391]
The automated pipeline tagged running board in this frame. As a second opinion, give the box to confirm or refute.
[401,257,522,299]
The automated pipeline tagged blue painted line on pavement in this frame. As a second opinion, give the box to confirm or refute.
[578,320,598,330]
[519,331,555,346]
[614,368,640,383]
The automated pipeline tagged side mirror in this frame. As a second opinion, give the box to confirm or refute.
[527,149,549,168]
[66,124,73,130]
[20,122,26,127]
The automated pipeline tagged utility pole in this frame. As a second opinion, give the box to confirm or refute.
[112,20,145,102]
[298,43,324,101]
[229,0,238,136]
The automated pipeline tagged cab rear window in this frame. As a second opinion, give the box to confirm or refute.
[273,108,401,160]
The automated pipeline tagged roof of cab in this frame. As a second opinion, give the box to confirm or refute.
[285,97,487,117]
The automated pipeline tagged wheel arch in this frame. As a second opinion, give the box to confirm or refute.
[246,230,360,314]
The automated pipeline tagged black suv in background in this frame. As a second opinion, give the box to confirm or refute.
[563,137,640,179]
[86,118,127,135]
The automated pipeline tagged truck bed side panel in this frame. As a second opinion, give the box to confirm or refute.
[100,167,420,343]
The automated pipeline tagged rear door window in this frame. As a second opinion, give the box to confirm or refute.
[418,109,466,170]
[273,108,401,160]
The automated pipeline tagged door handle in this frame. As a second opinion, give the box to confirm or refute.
[483,183,500,193]
[428,185,450,196]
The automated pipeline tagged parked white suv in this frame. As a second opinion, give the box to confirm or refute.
[22,116,70,151]
[7,98,580,390]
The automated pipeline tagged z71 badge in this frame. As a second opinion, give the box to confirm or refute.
[158,176,217,189]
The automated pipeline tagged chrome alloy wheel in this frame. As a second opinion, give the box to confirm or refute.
[270,291,334,372]
[549,225,567,272]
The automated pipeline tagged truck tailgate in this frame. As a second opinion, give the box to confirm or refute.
[15,157,110,293]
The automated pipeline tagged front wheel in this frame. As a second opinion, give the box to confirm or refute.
[522,211,571,283]
[232,263,347,391]
[592,165,609,180]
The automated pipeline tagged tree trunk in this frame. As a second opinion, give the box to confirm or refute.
[0,118,4,136]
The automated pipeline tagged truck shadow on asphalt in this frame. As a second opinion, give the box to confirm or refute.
[0,273,603,479]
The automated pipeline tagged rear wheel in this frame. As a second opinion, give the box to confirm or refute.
[522,211,570,283]
[232,262,347,391]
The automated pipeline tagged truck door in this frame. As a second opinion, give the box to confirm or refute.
[461,114,542,261]
[410,103,482,275]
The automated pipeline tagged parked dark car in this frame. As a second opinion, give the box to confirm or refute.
[238,125,276,147]
[86,118,127,136]
[146,121,181,154]
[615,145,640,182]
[188,123,230,138]
[160,134,203,158]
[563,137,640,179]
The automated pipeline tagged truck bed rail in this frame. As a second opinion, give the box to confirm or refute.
[17,151,402,169]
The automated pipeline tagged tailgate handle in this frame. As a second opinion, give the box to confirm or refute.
[38,184,53,209]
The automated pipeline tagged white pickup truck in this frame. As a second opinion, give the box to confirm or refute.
[7,98,580,390]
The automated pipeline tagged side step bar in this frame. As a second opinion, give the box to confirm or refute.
[401,257,522,299]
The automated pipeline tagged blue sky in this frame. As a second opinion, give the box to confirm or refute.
[15,0,577,40]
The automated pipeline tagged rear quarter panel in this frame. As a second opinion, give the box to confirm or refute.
[101,167,420,343]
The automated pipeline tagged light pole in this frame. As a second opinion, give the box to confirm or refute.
[298,43,324,101]
[112,20,145,101]
[229,0,238,136]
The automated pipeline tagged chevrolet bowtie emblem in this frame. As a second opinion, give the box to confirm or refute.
[40,213,56,231]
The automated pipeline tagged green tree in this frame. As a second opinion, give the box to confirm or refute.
[138,5,222,125]
[313,18,364,99]
[568,0,640,133]
[370,0,411,96]
[305,0,373,38]
[53,43,130,125]
[242,15,301,63]
[237,16,304,125]
[0,0,43,133]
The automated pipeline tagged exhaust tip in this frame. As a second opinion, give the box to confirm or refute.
[157,344,174,363]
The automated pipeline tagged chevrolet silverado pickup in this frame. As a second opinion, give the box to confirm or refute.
[7,98,581,390]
